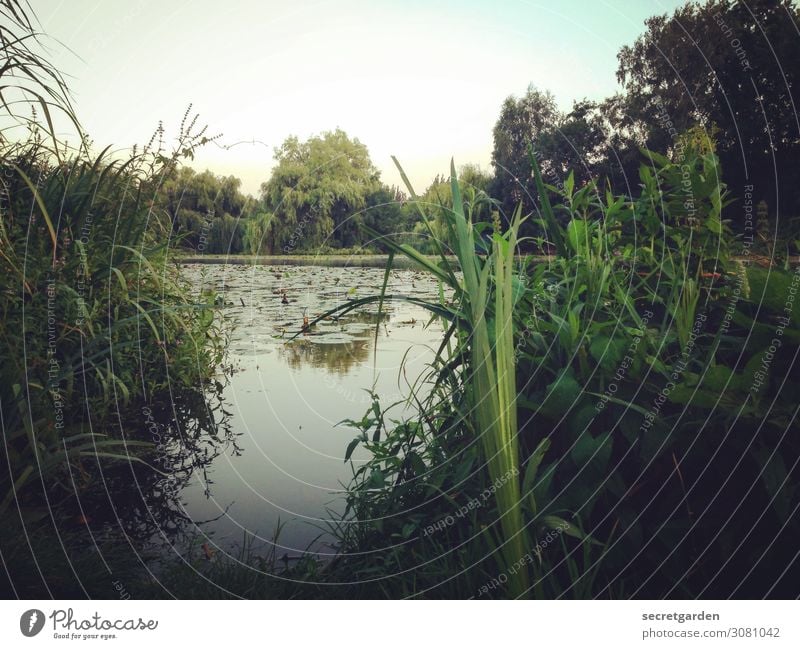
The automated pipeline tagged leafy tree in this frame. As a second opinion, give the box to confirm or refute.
[616,0,800,220]
[490,87,611,228]
[362,185,409,239]
[401,167,496,253]
[490,85,560,217]
[534,100,609,193]
[243,210,278,255]
[458,163,494,195]
[157,167,251,252]
[208,213,244,254]
[261,129,381,251]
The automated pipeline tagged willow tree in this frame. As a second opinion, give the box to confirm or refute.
[243,210,277,255]
[157,167,250,251]
[261,129,381,251]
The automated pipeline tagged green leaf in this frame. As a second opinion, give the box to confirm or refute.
[566,219,588,254]
[544,370,582,415]
[523,438,551,514]
[538,515,598,544]
[698,365,734,391]
[529,144,567,257]
[571,432,611,474]
[705,213,722,234]
[407,451,427,477]
[667,384,722,408]
[640,147,670,168]
[564,170,575,198]
[744,267,797,313]
[12,164,57,260]
[368,469,385,488]
[344,438,360,462]
[589,335,626,370]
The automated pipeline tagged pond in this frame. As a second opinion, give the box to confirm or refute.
[173,263,447,560]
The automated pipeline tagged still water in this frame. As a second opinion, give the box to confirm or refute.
[176,263,445,558]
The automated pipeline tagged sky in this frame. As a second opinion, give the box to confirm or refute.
[30,0,686,196]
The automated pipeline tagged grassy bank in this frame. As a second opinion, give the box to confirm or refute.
[0,122,228,596]
[288,144,800,598]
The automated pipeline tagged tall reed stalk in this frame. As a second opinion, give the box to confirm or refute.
[303,159,530,595]
[475,208,528,597]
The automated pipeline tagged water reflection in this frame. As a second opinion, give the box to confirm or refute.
[4,265,449,595]
[152,265,446,556]
[70,379,239,545]
[280,339,371,374]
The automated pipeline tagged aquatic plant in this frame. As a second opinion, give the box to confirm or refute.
[0,125,225,515]
[325,139,800,599]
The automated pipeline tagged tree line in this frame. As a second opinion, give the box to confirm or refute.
[163,0,798,255]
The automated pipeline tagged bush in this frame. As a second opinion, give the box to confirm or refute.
[0,131,224,516]
[324,142,800,598]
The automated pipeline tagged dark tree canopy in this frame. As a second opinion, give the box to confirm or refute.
[616,0,800,219]
[490,85,560,217]
[159,167,251,253]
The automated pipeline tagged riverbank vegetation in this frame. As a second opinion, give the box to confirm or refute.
[156,0,799,260]
[317,142,800,598]
[1,0,798,599]
[0,0,228,596]
[140,138,800,599]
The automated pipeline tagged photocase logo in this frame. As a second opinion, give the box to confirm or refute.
[20,609,45,637]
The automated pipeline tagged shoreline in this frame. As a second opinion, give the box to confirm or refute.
[174,253,799,268]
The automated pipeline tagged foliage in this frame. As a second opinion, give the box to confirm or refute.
[485,1,800,235]
[407,167,495,254]
[0,125,225,518]
[0,0,79,136]
[326,140,799,598]
[490,85,560,218]
[260,129,382,251]
[242,209,276,255]
[157,166,251,253]
[616,0,800,219]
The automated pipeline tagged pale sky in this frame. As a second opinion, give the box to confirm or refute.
[30,0,685,196]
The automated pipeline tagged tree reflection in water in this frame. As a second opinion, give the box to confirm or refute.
[0,378,239,597]
[277,311,390,374]
[82,377,240,544]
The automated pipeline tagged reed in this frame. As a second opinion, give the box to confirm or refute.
[301,159,531,595]
[0,130,224,514]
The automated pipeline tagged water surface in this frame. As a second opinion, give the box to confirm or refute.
[177,263,446,557]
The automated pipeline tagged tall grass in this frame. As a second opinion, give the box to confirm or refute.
[0,122,224,517]
[316,138,800,599]
[436,164,529,596]
[297,160,532,594]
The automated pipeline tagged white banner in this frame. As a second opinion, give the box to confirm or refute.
[0,600,797,648]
